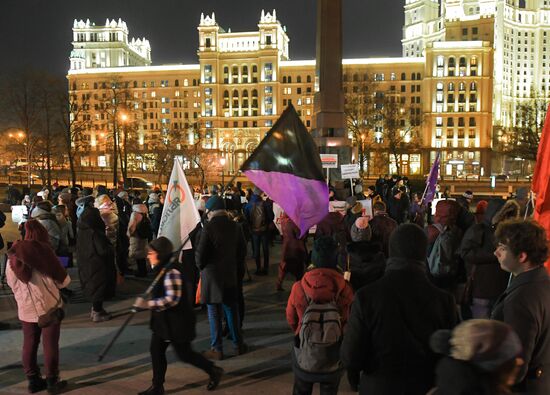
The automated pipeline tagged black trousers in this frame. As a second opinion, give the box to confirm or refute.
[292,375,341,395]
[150,333,214,386]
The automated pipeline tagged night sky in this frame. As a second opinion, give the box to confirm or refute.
[1,0,404,78]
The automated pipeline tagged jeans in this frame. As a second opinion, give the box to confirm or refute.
[292,375,341,395]
[251,232,269,272]
[150,333,213,387]
[206,303,241,352]
[22,321,60,378]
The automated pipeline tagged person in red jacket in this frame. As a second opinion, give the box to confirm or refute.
[286,236,354,395]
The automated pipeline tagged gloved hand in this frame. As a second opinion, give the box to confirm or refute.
[133,297,149,310]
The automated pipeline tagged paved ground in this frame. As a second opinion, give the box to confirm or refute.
[0,217,355,395]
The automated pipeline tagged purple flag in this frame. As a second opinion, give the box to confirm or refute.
[423,152,440,205]
[241,105,329,237]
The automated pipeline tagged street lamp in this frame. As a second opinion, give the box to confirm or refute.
[220,157,226,186]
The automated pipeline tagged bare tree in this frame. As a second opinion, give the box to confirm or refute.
[59,79,91,186]
[96,76,141,186]
[495,98,546,163]
[344,76,377,176]
[1,70,44,187]
[377,92,423,175]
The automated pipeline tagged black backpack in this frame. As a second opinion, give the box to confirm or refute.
[136,215,153,241]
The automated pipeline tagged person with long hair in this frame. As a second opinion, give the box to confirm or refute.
[6,220,71,393]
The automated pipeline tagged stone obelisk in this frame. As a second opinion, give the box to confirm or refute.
[312,0,351,184]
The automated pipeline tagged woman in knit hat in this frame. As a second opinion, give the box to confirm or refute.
[134,237,223,395]
[6,220,71,393]
[344,217,386,291]
[429,319,524,394]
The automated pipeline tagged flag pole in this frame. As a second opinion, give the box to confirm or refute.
[97,234,192,362]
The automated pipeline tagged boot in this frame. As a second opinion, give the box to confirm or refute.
[233,342,249,356]
[46,376,67,394]
[138,385,164,395]
[202,349,223,361]
[206,366,223,391]
[91,309,112,323]
[27,375,47,393]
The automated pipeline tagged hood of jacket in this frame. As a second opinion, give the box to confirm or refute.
[491,200,520,225]
[300,268,347,303]
[483,199,520,226]
[132,203,148,214]
[78,207,105,233]
[31,206,56,221]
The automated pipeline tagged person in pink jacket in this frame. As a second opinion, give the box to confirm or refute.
[6,220,71,394]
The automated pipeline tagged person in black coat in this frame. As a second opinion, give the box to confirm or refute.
[342,217,386,291]
[196,196,247,361]
[134,237,223,395]
[76,207,116,323]
[491,220,550,395]
[341,224,458,395]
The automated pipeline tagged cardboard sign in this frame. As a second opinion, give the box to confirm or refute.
[357,199,373,218]
[11,205,27,223]
[341,164,360,179]
[320,154,338,169]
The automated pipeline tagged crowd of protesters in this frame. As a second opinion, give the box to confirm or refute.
[2,175,549,395]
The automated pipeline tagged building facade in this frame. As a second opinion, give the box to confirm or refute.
[67,9,497,177]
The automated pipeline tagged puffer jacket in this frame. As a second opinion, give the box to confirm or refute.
[31,206,61,252]
[459,199,520,299]
[97,200,119,247]
[127,204,149,260]
[77,207,116,302]
[286,267,354,335]
[6,263,71,323]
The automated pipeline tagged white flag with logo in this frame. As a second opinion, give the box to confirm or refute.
[157,159,201,250]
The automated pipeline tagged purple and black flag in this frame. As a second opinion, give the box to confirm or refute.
[241,104,329,237]
[423,152,440,205]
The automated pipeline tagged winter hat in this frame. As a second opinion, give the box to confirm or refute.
[345,196,357,209]
[389,223,427,261]
[431,319,522,372]
[96,185,109,196]
[475,200,488,215]
[117,191,129,200]
[463,190,474,200]
[81,187,93,197]
[354,184,363,194]
[351,217,372,242]
[311,236,339,269]
[205,195,225,211]
[149,236,174,263]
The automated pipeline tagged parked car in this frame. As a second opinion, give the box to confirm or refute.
[494,174,509,181]
[124,177,153,190]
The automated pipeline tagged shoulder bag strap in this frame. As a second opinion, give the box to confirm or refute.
[39,276,62,308]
